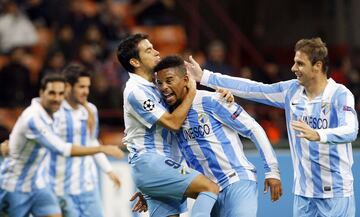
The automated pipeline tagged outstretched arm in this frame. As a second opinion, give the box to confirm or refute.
[186,56,291,109]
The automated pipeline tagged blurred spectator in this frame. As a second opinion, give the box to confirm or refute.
[130,0,179,25]
[99,1,129,45]
[76,43,102,73]
[38,50,66,83]
[23,0,51,26]
[60,0,101,37]
[89,72,122,109]
[0,47,33,107]
[330,56,351,85]
[83,25,107,60]
[0,1,38,53]
[101,50,127,88]
[258,61,282,83]
[203,40,233,75]
[238,66,253,79]
[48,25,77,61]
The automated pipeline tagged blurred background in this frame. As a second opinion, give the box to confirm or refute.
[0,0,359,148]
[0,1,359,216]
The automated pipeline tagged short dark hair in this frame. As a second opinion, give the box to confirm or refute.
[40,73,66,91]
[62,63,91,86]
[117,34,148,73]
[295,37,329,74]
[153,55,186,76]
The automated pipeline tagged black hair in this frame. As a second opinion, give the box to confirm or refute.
[62,63,91,86]
[40,73,66,91]
[116,34,148,73]
[153,55,186,75]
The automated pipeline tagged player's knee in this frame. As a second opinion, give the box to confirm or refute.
[196,175,219,195]
[185,175,219,198]
[203,180,219,195]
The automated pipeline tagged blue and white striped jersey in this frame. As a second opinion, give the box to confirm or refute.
[0,98,72,192]
[175,90,280,190]
[123,73,174,158]
[50,100,112,195]
[201,70,359,198]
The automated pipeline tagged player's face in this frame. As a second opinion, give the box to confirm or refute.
[69,76,90,105]
[40,81,65,115]
[137,39,161,72]
[291,51,315,87]
[156,68,188,107]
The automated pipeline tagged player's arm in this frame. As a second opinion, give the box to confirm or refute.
[0,140,9,156]
[157,77,196,131]
[25,116,123,158]
[210,95,282,201]
[186,56,289,109]
[91,139,122,188]
[292,89,358,143]
[128,78,196,132]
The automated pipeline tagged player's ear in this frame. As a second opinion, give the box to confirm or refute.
[314,60,323,72]
[130,58,140,68]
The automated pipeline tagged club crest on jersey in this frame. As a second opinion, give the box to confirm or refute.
[198,113,209,124]
[143,99,155,112]
[321,102,330,115]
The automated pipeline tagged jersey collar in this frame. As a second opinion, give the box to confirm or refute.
[31,97,54,124]
[129,72,155,87]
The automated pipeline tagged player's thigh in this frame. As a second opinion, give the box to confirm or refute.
[147,196,187,217]
[293,195,317,217]
[217,180,258,217]
[57,195,79,217]
[131,153,200,201]
[31,187,61,217]
[316,196,355,217]
[71,190,103,217]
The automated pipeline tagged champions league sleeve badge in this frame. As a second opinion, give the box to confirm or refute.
[143,99,155,112]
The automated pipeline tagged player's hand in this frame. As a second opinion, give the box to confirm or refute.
[1,140,9,156]
[185,55,203,82]
[101,145,125,159]
[107,171,121,189]
[130,192,148,213]
[264,178,282,202]
[216,88,234,106]
[184,75,197,99]
[291,120,320,141]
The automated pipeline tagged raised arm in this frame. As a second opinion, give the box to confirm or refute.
[186,56,291,109]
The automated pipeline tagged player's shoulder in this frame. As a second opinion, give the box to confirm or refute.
[86,102,98,113]
[328,78,353,96]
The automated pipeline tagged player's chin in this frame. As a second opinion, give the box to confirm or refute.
[166,99,176,106]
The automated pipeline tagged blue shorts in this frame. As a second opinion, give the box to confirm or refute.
[147,196,187,217]
[58,190,103,217]
[293,195,355,217]
[211,180,258,217]
[130,153,200,216]
[7,187,61,217]
[0,189,9,216]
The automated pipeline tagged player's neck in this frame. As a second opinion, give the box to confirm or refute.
[66,98,79,109]
[135,69,153,82]
[304,77,328,100]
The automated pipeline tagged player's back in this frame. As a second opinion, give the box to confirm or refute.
[122,73,173,158]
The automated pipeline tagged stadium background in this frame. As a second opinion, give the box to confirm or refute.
[0,0,359,216]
